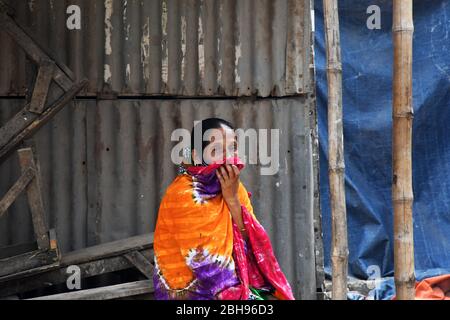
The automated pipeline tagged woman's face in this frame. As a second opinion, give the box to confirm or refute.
[193,125,238,165]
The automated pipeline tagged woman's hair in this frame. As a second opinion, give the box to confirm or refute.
[190,118,234,163]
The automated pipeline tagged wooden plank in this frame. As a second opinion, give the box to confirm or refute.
[62,233,154,266]
[0,104,35,150]
[29,280,153,300]
[0,12,74,90]
[0,79,88,163]
[0,249,154,297]
[0,167,35,218]
[124,251,154,279]
[0,248,58,278]
[29,60,55,114]
[0,259,59,284]
[0,241,38,260]
[17,148,49,250]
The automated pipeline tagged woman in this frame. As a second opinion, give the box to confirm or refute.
[153,118,294,300]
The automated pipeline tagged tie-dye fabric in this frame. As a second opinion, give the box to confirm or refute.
[153,158,295,300]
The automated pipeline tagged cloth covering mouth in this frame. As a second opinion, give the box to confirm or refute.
[186,156,245,176]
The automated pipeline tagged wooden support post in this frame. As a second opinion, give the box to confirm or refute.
[29,59,55,114]
[392,0,415,300]
[323,0,348,300]
[17,148,49,251]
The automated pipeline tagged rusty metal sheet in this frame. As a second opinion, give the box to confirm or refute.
[0,0,312,97]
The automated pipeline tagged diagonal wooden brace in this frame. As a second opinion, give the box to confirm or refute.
[0,9,74,92]
[124,250,154,279]
[0,79,89,163]
[0,167,35,218]
[29,59,55,114]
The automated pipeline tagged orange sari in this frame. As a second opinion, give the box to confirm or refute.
[153,159,294,300]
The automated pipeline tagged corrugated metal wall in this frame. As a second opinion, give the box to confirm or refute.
[0,0,312,97]
[0,0,322,299]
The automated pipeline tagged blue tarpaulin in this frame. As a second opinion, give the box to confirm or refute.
[314,0,450,296]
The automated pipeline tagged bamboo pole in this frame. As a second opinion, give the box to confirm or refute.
[392,0,415,300]
[323,0,348,300]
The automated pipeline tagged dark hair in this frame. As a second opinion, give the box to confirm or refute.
[190,118,234,164]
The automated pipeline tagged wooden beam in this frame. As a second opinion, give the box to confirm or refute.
[17,148,49,250]
[0,104,35,150]
[0,241,38,260]
[124,251,154,279]
[29,59,55,114]
[0,167,35,218]
[29,280,154,300]
[62,233,154,266]
[0,247,58,278]
[0,249,154,297]
[0,11,74,90]
[0,79,88,163]
[0,234,153,296]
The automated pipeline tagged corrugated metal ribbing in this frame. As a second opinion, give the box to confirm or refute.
[0,97,317,299]
[0,0,312,97]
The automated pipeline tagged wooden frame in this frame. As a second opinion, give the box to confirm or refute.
[0,4,88,163]
[0,1,88,281]
[0,148,60,280]
[0,233,155,299]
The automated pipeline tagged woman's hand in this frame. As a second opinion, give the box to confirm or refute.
[216,165,246,237]
[216,164,240,207]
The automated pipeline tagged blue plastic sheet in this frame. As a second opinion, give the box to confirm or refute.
[314,0,450,291]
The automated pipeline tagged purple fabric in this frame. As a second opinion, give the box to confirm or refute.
[191,170,222,201]
[153,249,240,300]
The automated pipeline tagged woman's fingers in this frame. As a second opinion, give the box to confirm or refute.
[220,166,230,180]
[216,170,225,184]
[225,165,235,179]
[217,165,239,184]
[231,165,240,177]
